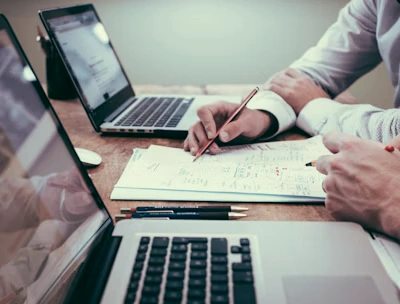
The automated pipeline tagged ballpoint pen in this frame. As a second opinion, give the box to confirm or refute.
[115,212,247,220]
[120,206,249,213]
[193,87,259,162]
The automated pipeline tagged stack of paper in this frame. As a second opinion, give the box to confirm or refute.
[111,136,330,202]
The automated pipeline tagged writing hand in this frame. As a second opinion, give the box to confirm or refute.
[183,101,272,156]
[315,131,400,241]
[265,68,330,115]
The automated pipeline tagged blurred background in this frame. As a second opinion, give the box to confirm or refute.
[0,0,394,109]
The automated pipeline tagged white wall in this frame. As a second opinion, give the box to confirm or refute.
[0,0,394,109]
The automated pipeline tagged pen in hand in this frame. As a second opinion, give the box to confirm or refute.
[193,87,260,162]
[305,145,397,167]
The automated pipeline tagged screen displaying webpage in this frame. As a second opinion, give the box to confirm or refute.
[48,11,129,110]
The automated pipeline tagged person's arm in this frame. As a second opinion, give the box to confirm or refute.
[297,99,400,143]
[290,0,381,98]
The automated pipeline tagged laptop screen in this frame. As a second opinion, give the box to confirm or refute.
[0,18,109,304]
[47,10,129,111]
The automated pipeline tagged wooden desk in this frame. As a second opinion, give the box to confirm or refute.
[51,85,333,222]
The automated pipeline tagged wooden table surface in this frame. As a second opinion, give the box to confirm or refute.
[51,84,333,222]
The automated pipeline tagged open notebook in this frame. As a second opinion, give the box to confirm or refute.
[111,136,329,202]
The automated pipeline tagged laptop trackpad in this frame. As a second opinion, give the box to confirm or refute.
[283,276,385,304]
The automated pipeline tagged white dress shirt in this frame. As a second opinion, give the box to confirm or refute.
[252,0,400,143]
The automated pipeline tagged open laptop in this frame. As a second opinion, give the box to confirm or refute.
[38,4,241,138]
[0,14,399,304]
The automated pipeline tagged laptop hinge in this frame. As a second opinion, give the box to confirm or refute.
[65,223,122,304]
[104,97,136,123]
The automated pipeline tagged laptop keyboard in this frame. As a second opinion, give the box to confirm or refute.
[124,236,256,304]
[115,97,194,128]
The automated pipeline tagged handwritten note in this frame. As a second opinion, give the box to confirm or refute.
[115,136,329,198]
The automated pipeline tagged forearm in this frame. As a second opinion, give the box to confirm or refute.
[297,98,400,143]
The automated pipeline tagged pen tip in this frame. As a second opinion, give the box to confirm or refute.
[231,206,249,212]
[229,212,247,219]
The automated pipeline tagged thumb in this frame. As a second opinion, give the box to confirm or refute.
[219,120,244,143]
[387,136,400,150]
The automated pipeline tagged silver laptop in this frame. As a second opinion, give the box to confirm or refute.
[0,14,398,304]
[38,4,241,138]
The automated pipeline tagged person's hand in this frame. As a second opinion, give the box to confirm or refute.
[316,132,400,241]
[183,101,273,155]
[265,68,330,115]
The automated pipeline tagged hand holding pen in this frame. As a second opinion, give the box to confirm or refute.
[183,87,273,157]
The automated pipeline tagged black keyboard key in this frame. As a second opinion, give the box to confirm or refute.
[240,238,250,246]
[142,285,160,295]
[140,237,150,244]
[146,266,164,275]
[189,269,206,278]
[166,280,184,290]
[138,244,149,253]
[233,272,253,284]
[191,251,207,260]
[231,246,241,254]
[125,292,136,303]
[211,256,228,265]
[211,274,228,283]
[148,257,166,266]
[187,237,208,243]
[134,262,144,271]
[233,284,256,304]
[167,271,185,280]
[211,294,229,304]
[127,281,138,291]
[152,237,169,248]
[170,253,186,261]
[242,254,252,263]
[188,288,206,299]
[140,295,159,304]
[211,238,228,255]
[192,243,208,251]
[150,248,167,256]
[211,284,228,294]
[190,260,207,269]
[189,279,206,288]
[171,244,187,253]
[164,290,182,302]
[130,272,142,283]
[172,237,188,244]
[232,262,252,272]
[211,265,228,274]
[188,300,205,304]
[136,253,146,262]
[169,262,186,271]
[241,246,251,254]
[144,276,163,285]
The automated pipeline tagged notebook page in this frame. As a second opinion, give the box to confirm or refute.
[115,137,329,198]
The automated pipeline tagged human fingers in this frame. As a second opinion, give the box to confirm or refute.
[186,127,200,155]
[322,131,360,154]
[387,135,400,150]
[192,123,220,155]
[197,102,231,139]
[284,68,303,78]
[183,137,189,151]
[315,154,332,175]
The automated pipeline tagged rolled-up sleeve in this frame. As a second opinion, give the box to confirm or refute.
[297,98,400,143]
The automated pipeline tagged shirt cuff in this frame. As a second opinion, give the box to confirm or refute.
[296,98,345,135]
[246,90,296,139]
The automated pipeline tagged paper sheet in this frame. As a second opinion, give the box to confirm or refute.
[112,137,329,201]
